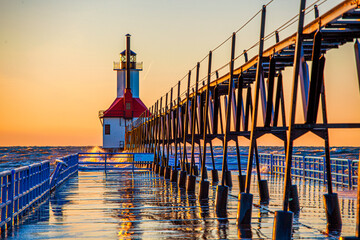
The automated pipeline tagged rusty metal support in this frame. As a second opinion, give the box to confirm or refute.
[237,4,266,230]
[174,81,181,168]
[190,63,200,176]
[167,88,173,166]
[181,72,192,171]
[235,138,245,192]
[244,86,252,131]
[220,32,236,186]
[245,5,266,194]
[273,73,285,127]
[153,100,159,165]
[162,93,168,164]
[236,74,244,132]
[314,4,319,19]
[265,56,276,127]
[213,87,219,134]
[201,51,212,181]
[273,0,306,238]
[215,32,236,215]
[307,30,323,124]
[188,91,199,190]
[199,52,212,200]
[158,97,163,165]
[282,0,306,212]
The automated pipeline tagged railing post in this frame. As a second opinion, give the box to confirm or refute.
[104,154,107,173]
[13,171,18,223]
[348,159,353,189]
[26,168,29,209]
[270,154,274,175]
[132,154,135,173]
[303,156,306,180]
[37,164,41,202]
[8,170,14,229]
[283,155,286,174]
[76,153,79,172]
[323,157,327,184]
[1,175,7,232]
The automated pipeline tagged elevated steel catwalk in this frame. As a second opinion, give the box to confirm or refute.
[126,1,360,238]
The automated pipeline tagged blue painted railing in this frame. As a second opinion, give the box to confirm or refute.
[167,152,357,189]
[50,154,78,191]
[78,152,154,171]
[257,154,357,189]
[0,154,79,232]
[0,161,50,231]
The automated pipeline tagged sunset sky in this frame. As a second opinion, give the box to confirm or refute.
[0,0,359,146]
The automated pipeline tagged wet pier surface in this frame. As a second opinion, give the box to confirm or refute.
[7,170,357,239]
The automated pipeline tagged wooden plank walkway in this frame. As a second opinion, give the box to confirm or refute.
[6,170,356,239]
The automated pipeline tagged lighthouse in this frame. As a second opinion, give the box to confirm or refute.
[99,34,149,151]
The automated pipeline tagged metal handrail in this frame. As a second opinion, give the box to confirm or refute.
[0,161,50,231]
[78,152,154,172]
[0,152,80,233]
[258,153,356,189]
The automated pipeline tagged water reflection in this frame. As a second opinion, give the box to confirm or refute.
[8,170,358,239]
[238,225,252,239]
[103,172,138,239]
[50,172,79,219]
[6,199,50,239]
[217,218,229,239]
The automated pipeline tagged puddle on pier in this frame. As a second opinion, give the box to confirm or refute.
[5,170,357,239]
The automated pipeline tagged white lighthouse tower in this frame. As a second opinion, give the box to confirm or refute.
[99,34,148,151]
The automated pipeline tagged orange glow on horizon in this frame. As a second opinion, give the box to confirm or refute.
[0,0,359,147]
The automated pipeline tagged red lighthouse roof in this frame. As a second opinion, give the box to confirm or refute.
[101,96,149,118]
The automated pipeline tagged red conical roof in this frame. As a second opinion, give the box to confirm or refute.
[102,97,149,118]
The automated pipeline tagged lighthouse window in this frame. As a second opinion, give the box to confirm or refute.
[126,102,131,110]
[105,124,110,135]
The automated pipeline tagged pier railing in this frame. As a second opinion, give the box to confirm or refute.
[50,154,78,191]
[78,152,154,171]
[257,154,356,189]
[0,153,80,233]
[0,161,50,232]
[166,152,357,189]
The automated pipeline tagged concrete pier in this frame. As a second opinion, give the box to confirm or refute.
[7,170,357,239]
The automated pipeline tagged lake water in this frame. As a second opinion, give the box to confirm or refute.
[0,146,358,171]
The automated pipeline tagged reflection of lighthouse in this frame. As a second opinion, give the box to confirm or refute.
[99,34,149,150]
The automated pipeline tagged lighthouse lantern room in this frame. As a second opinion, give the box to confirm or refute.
[99,34,148,151]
